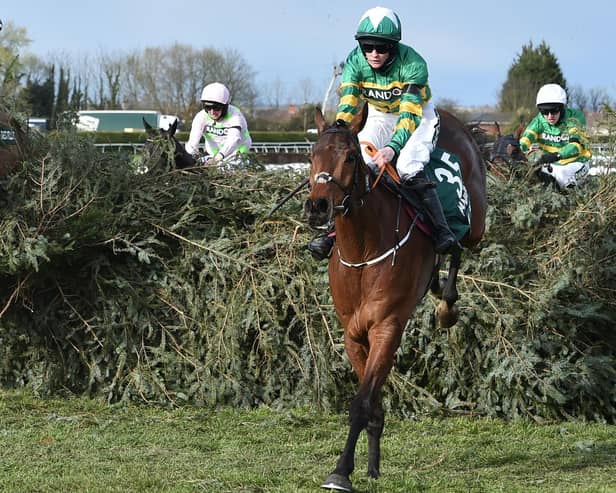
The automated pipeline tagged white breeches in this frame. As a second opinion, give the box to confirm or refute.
[358,101,440,178]
[542,161,590,189]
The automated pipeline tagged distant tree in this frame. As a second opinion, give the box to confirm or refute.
[268,77,286,109]
[51,66,71,127]
[119,44,256,122]
[0,20,31,105]
[587,87,613,112]
[568,85,589,112]
[4,20,258,125]
[499,41,566,114]
[70,77,85,110]
[22,64,55,117]
[298,78,316,104]
[99,52,122,109]
[568,85,614,113]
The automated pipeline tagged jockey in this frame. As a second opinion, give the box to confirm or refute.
[308,6,456,260]
[519,83,592,189]
[185,82,252,166]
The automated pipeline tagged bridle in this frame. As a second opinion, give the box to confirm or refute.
[312,124,373,217]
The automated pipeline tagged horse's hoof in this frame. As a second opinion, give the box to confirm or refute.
[321,473,353,492]
[437,300,459,328]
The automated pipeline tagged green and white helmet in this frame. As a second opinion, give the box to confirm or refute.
[355,6,402,42]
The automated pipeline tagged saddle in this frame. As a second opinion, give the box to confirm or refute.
[372,148,471,242]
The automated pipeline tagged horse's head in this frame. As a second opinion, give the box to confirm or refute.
[142,118,195,171]
[489,122,526,166]
[304,104,368,229]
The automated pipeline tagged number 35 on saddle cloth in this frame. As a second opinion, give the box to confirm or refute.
[403,148,471,242]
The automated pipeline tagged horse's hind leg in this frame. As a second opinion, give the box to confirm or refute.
[429,255,444,296]
[437,246,461,328]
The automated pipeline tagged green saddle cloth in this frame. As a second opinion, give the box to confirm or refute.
[424,147,471,241]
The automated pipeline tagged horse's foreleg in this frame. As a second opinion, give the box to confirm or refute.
[361,329,401,479]
[366,400,384,478]
[437,246,462,328]
[322,338,368,492]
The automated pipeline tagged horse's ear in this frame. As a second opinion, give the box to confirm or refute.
[170,118,178,136]
[314,106,327,134]
[143,117,155,135]
[514,122,524,139]
[349,103,368,135]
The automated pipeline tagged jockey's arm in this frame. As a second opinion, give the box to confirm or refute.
[217,126,243,159]
[185,112,206,156]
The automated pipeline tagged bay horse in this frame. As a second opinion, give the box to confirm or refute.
[142,118,195,171]
[304,104,486,491]
[0,112,27,177]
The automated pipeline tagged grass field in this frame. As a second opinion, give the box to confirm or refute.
[1,389,615,493]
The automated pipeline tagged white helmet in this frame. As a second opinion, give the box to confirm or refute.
[200,82,231,104]
[536,84,567,106]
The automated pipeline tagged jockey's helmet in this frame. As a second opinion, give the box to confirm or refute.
[200,82,231,105]
[355,7,401,43]
[536,84,567,115]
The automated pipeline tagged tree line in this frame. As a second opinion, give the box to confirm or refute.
[1,20,614,130]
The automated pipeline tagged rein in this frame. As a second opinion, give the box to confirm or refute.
[317,126,416,268]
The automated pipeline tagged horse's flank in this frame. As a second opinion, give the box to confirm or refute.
[438,109,487,247]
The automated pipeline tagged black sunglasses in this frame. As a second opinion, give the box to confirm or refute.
[360,42,392,54]
[203,102,224,111]
[539,106,561,116]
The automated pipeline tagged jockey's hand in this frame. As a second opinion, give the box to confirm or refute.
[538,152,560,165]
[205,153,224,165]
[373,146,395,168]
[194,153,208,164]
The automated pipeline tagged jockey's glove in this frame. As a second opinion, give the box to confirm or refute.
[202,153,224,165]
[538,152,560,165]
[211,153,224,164]
[194,153,208,164]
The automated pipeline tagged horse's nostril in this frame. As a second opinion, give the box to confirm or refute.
[304,198,330,215]
[315,198,329,214]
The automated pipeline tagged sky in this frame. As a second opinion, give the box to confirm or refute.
[3,0,616,108]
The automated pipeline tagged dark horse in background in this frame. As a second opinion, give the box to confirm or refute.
[142,117,195,170]
[304,104,486,491]
[0,112,27,177]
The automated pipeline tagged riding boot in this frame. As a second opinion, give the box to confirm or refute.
[307,228,336,260]
[402,172,457,254]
